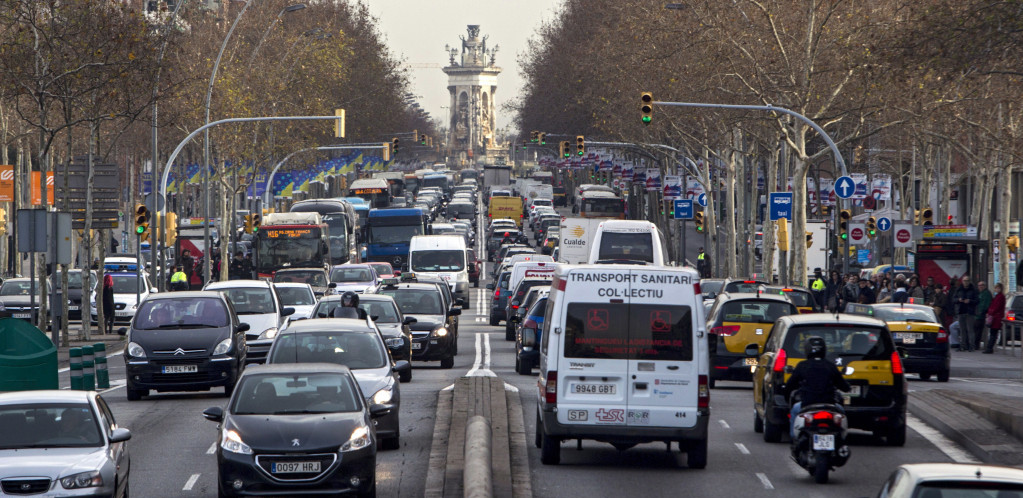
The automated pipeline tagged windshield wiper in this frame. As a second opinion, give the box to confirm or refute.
[237,311,270,315]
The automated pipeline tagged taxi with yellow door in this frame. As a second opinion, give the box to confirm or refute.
[845,301,950,382]
[748,313,907,445]
[761,285,820,313]
[705,292,798,387]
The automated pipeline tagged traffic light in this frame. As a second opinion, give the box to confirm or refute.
[419,134,427,145]
[530,130,538,143]
[839,209,851,240]
[134,203,150,241]
[333,108,345,138]
[538,132,547,145]
[914,209,921,224]
[521,139,527,150]
[391,137,400,156]
[867,216,877,239]
[694,211,705,232]
[1007,235,1020,254]
[244,214,253,234]
[382,142,391,161]
[0,207,7,236]
[560,141,571,158]
[806,231,813,248]
[165,212,177,245]
[776,217,789,250]
[251,213,262,232]
[920,207,933,226]
[576,135,585,156]
[640,92,653,125]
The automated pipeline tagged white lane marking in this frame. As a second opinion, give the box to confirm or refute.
[467,333,496,377]
[504,383,519,392]
[442,384,455,391]
[755,472,774,490]
[61,379,126,393]
[483,332,492,370]
[907,413,978,463]
[718,419,730,429]
[58,349,124,374]
[206,442,217,455]
[467,333,482,375]
[735,443,750,455]
[182,473,200,491]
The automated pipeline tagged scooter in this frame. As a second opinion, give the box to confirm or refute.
[790,397,851,484]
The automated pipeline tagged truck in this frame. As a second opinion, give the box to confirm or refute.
[483,164,512,188]
[365,208,429,270]
[557,218,605,264]
[771,219,829,281]
[488,196,524,227]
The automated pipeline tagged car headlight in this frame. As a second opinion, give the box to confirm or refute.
[371,386,394,405]
[213,338,233,355]
[59,470,102,489]
[221,429,252,455]
[257,327,278,340]
[433,327,448,337]
[340,425,371,452]
[384,337,404,348]
[127,341,146,358]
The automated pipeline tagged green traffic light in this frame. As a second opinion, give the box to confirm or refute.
[577,151,584,156]
[642,116,652,124]
[841,233,848,240]
[136,226,144,234]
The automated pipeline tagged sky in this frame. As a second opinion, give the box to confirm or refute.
[360,0,561,134]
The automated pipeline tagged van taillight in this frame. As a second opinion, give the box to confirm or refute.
[698,375,709,408]
[772,349,787,373]
[891,351,904,375]
[936,328,948,343]
[694,283,701,295]
[545,371,558,404]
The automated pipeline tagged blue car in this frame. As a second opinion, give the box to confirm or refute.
[515,296,548,375]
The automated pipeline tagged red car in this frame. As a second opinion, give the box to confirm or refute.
[467,248,482,287]
[366,262,395,280]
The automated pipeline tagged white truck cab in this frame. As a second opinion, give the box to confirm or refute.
[534,264,709,467]
[587,220,670,266]
[408,235,469,306]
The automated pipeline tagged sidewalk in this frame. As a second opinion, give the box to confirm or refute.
[949,343,1022,380]
[55,331,126,369]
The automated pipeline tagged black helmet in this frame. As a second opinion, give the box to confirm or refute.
[341,291,359,307]
[805,336,827,360]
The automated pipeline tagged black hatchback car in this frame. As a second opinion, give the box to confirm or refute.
[203,363,387,497]
[124,292,249,400]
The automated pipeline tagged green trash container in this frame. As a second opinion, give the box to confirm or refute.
[0,317,58,391]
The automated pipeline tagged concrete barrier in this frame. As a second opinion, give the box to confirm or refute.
[464,415,493,498]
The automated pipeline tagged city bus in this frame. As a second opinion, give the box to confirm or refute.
[577,190,626,219]
[253,213,331,278]
[350,178,392,208]
[288,200,357,265]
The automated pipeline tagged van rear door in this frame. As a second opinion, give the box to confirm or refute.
[626,268,700,428]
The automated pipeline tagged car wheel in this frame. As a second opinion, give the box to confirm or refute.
[381,435,400,451]
[516,357,532,375]
[918,373,931,381]
[217,481,230,498]
[937,369,950,382]
[534,411,542,448]
[399,368,412,383]
[887,421,907,447]
[540,425,560,465]
[357,481,376,498]
[708,378,716,389]
[686,438,708,469]
[489,316,500,326]
[763,417,783,443]
[441,356,454,369]
[126,386,146,401]
[223,380,236,398]
[506,327,515,341]
[754,410,764,433]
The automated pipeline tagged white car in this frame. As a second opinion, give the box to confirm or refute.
[272,282,317,320]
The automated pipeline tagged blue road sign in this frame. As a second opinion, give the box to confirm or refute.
[876,217,892,232]
[697,193,708,207]
[674,199,694,220]
[768,192,793,221]
[834,176,855,199]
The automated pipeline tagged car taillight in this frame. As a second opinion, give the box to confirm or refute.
[512,305,519,309]
[936,328,948,343]
[772,349,787,373]
[1008,311,1016,321]
[891,351,904,375]
[494,289,500,300]
[698,375,709,408]
[545,371,558,404]
[710,325,740,336]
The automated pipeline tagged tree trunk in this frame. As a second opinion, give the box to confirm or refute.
[998,161,1012,287]
[702,149,718,277]
[789,124,810,287]
[763,136,779,280]
[725,138,738,278]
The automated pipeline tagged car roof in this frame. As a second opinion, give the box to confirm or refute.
[776,312,888,328]
[273,282,313,289]
[275,268,325,273]
[332,264,372,269]
[281,318,377,333]
[762,285,812,293]
[380,282,440,291]
[0,389,93,404]
[148,290,224,300]
[896,463,1023,482]
[206,279,271,289]
[243,362,352,376]
[717,291,794,303]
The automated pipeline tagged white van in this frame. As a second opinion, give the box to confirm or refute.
[587,220,670,266]
[408,235,469,305]
[533,264,709,467]
[508,260,556,295]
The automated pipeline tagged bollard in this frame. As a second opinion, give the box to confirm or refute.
[69,347,83,391]
[464,415,493,498]
[81,345,95,391]
[93,343,109,389]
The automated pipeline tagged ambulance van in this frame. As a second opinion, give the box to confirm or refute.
[533,264,709,467]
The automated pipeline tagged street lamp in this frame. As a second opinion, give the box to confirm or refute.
[247,3,307,68]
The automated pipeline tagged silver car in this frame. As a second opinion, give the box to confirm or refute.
[0,390,130,497]
[876,463,1023,497]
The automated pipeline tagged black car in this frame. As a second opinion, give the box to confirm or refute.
[124,291,249,400]
[202,363,386,497]
[487,270,513,326]
[0,278,48,323]
[504,278,553,339]
[376,282,458,369]
[53,269,96,321]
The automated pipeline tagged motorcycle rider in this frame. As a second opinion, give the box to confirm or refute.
[783,336,851,439]
[331,291,368,319]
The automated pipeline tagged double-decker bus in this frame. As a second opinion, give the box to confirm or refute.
[578,190,626,219]
[254,213,331,278]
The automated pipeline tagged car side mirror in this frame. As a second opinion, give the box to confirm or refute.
[202,406,224,423]
[370,404,393,419]
[896,346,908,359]
[282,307,296,317]
[522,328,537,348]
[403,316,417,325]
[449,308,461,316]
[329,282,337,288]
[744,344,760,357]
[392,360,411,374]
[456,298,465,307]
[109,427,132,443]
[237,323,250,333]
[150,287,157,293]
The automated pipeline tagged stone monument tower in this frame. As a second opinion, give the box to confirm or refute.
[443,25,501,162]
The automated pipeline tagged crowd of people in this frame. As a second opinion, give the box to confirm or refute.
[810,269,1008,354]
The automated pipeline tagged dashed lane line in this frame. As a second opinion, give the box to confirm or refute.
[718,419,730,429]
[735,443,750,455]
[755,472,774,490]
[182,473,200,491]
[206,442,216,455]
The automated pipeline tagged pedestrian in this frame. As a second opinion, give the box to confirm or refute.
[953,275,979,351]
[974,281,992,351]
[924,276,937,306]
[696,247,710,278]
[877,277,892,303]
[933,285,950,327]
[170,266,189,291]
[180,249,195,289]
[891,275,909,304]
[841,274,859,311]
[229,251,253,280]
[811,268,826,309]
[984,283,1007,354]
[908,276,925,300]
[826,270,842,311]
[857,278,876,304]
[101,274,115,335]
[166,265,178,289]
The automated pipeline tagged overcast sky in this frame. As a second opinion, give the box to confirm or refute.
[360,0,561,134]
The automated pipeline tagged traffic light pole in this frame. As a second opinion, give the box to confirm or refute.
[136,234,141,307]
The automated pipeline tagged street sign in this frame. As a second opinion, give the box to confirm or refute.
[674,199,694,220]
[834,176,855,199]
[696,192,707,207]
[768,192,793,221]
[922,225,978,239]
[849,222,867,246]
[893,221,914,248]
[876,217,892,232]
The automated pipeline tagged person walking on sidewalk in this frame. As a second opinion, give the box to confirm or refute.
[953,276,979,351]
[984,283,1007,354]
[974,281,992,351]
[696,247,710,278]
[101,274,115,335]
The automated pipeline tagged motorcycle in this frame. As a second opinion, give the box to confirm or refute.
[790,395,851,484]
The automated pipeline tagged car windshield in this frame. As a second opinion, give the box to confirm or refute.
[764,288,814,307]
[1,281,38,295]
[276,287,315,306]
[270,331,388,369]
[720,300,796,323]
[221,287,276,314]
[56,271,94,290]
[378,288,444,315]
[358,300,399,323]
[369,224,424,245]
[0,403,102,449]
[111,275,145,294]
[231,373,361,415]
[411,250,465,272]
[597,232,654,263]
[367,263,393,276]
[134,298,230,329]
[701,281,724,296]
[909,482,1023,497]
[331,267,373,282]
[782,325,892,361]
[274,271,327,287]
[725,281,767,293]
